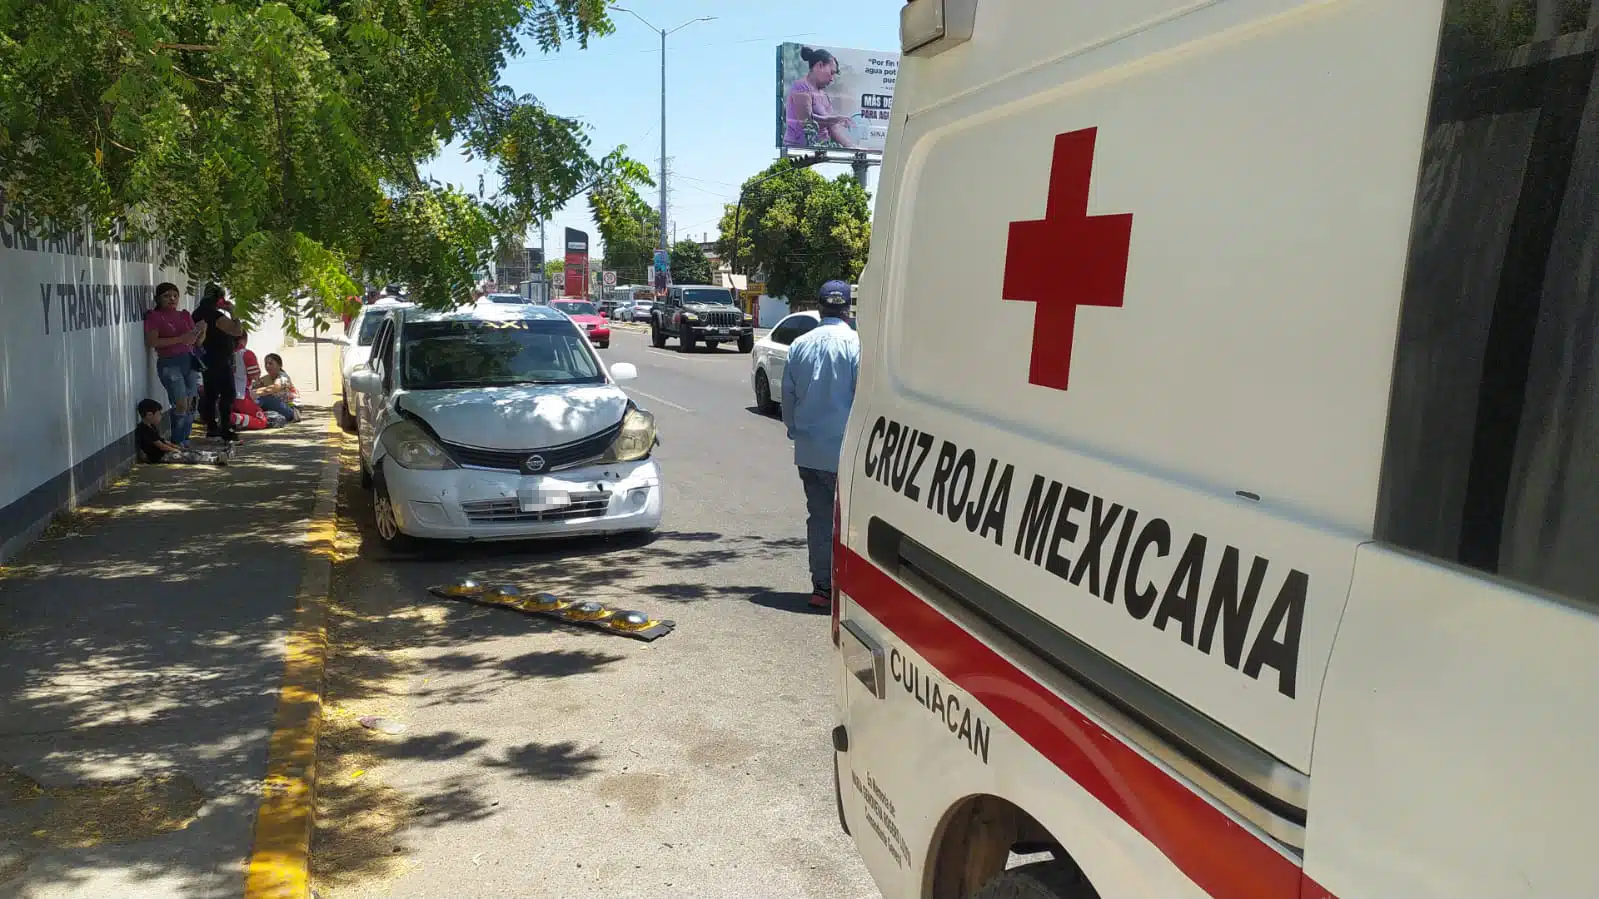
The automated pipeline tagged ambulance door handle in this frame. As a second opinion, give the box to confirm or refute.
[840,619,887,700]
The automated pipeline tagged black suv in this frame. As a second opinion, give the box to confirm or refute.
[650,285,755,353]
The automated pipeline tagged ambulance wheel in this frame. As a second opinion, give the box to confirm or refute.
[971,861,1096,899]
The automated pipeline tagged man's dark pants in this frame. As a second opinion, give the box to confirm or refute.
[799,467,837,595]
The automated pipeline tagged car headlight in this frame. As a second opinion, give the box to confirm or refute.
[742,313,754,323]
[603,407,657,463]
[381,419,458,470]
[682,312,699,322]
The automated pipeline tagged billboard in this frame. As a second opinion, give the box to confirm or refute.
[775,43,897,154]
[563,228,588,299]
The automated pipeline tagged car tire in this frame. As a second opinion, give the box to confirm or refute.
[738,334,755,354]
[970,862,1096,899]
[371,466,417,553]
[651,323,667,348]
[338,395,358,434]
[678,331,695,353]
[359,452,373,489]
[598,341,610,349]
[754,369,776,415]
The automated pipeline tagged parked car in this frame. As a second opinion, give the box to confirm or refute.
[337,298,412,431]
[750,311,820,414]
[613,302,634,322]
[347,303,661,549]
[651,284,755,353]
[552,299,611,349]
[630,301,654,323]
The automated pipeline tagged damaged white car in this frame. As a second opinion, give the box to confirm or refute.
[348,304,661,549]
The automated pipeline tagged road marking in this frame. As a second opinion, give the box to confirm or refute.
[624,386,695,414]
[244,412,341,899]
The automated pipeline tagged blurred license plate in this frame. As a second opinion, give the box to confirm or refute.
[518,489,569,512]
[715,328,729,334]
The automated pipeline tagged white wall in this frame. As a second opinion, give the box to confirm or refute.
[756,295,790,328]
[0,203,186,560]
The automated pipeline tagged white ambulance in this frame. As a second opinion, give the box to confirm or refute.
[832,2,1599,898]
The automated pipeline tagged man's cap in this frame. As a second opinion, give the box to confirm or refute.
[819,280,851,305]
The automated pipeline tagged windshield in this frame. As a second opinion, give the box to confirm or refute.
[401,319,603,389]
[554,301,598,316]
[356,311,391,346]
[682,288,733,306]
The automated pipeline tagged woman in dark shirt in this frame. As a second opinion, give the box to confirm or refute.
[193,287,245,442]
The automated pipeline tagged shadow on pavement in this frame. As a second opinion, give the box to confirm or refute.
[311,433,807,894]
[0,411,336,899]
[748,591,829,616]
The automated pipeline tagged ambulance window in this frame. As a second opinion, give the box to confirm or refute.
[1376,1,1599,604]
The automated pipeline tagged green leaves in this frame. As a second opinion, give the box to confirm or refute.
[587,145,659,285]
[717,164,872,307]
[0,0,614,314]
[669,240,712,286]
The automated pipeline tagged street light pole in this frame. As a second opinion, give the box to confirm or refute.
[611,7,714,274]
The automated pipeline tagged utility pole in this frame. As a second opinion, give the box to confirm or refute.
[612,8,715,263]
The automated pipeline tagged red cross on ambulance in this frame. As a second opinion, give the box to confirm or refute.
[1002,127,1135,392]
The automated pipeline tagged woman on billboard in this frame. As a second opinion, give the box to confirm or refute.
[783,47,856,150]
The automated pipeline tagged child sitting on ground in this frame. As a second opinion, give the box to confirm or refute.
[136,399,229,465]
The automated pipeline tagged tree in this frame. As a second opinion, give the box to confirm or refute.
[588,153,658,286]
[670,240,712,285]
[716,164,871,307]
[543,258,564,282]
[0,0,626,319]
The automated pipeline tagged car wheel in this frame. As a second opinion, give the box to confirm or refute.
[371,467,417,552]
[338,395,358,434]
[359,451,373,489]
[598,341,610,349]
[678,331,695,353]
[738,334,755,353]
[651,323,666,348]
[754,369,776,415]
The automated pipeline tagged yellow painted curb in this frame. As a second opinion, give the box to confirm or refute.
[244,413,343,899]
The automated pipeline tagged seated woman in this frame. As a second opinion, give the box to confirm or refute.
[253,353,300,423]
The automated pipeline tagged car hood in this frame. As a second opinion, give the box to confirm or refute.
[684,304,738,313]
[397,384,627,450]
[567,314,606,326]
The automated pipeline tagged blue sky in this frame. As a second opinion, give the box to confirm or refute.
[420,1,900,270]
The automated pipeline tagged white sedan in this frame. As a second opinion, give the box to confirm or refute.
[348,303,662,549]
[337,298,411,430]
[749,311,822,414]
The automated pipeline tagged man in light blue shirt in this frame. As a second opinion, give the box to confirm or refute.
[782,280,861,611]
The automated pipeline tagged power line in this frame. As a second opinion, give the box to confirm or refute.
[505,31,820,66]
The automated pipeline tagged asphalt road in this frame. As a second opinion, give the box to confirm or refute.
[314,327,878,899]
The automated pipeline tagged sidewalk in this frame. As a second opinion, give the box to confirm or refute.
[0,341,340,899]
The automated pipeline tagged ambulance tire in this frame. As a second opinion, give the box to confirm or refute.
[971,861,1096,899]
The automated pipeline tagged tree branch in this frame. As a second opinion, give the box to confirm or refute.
[156,41,219,52]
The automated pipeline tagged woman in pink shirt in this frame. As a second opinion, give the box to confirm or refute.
[143,283,206,446]
[784,47,856,149]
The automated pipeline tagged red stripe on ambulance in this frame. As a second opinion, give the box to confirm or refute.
[838,545,1329,899]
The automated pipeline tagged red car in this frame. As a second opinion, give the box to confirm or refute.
[552,299,611,349]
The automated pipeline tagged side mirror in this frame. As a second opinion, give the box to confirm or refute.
[610,362,638,383]
[349,367,383,395]
[600,310,609,319]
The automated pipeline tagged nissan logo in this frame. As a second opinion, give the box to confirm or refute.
[525,455,546,472]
